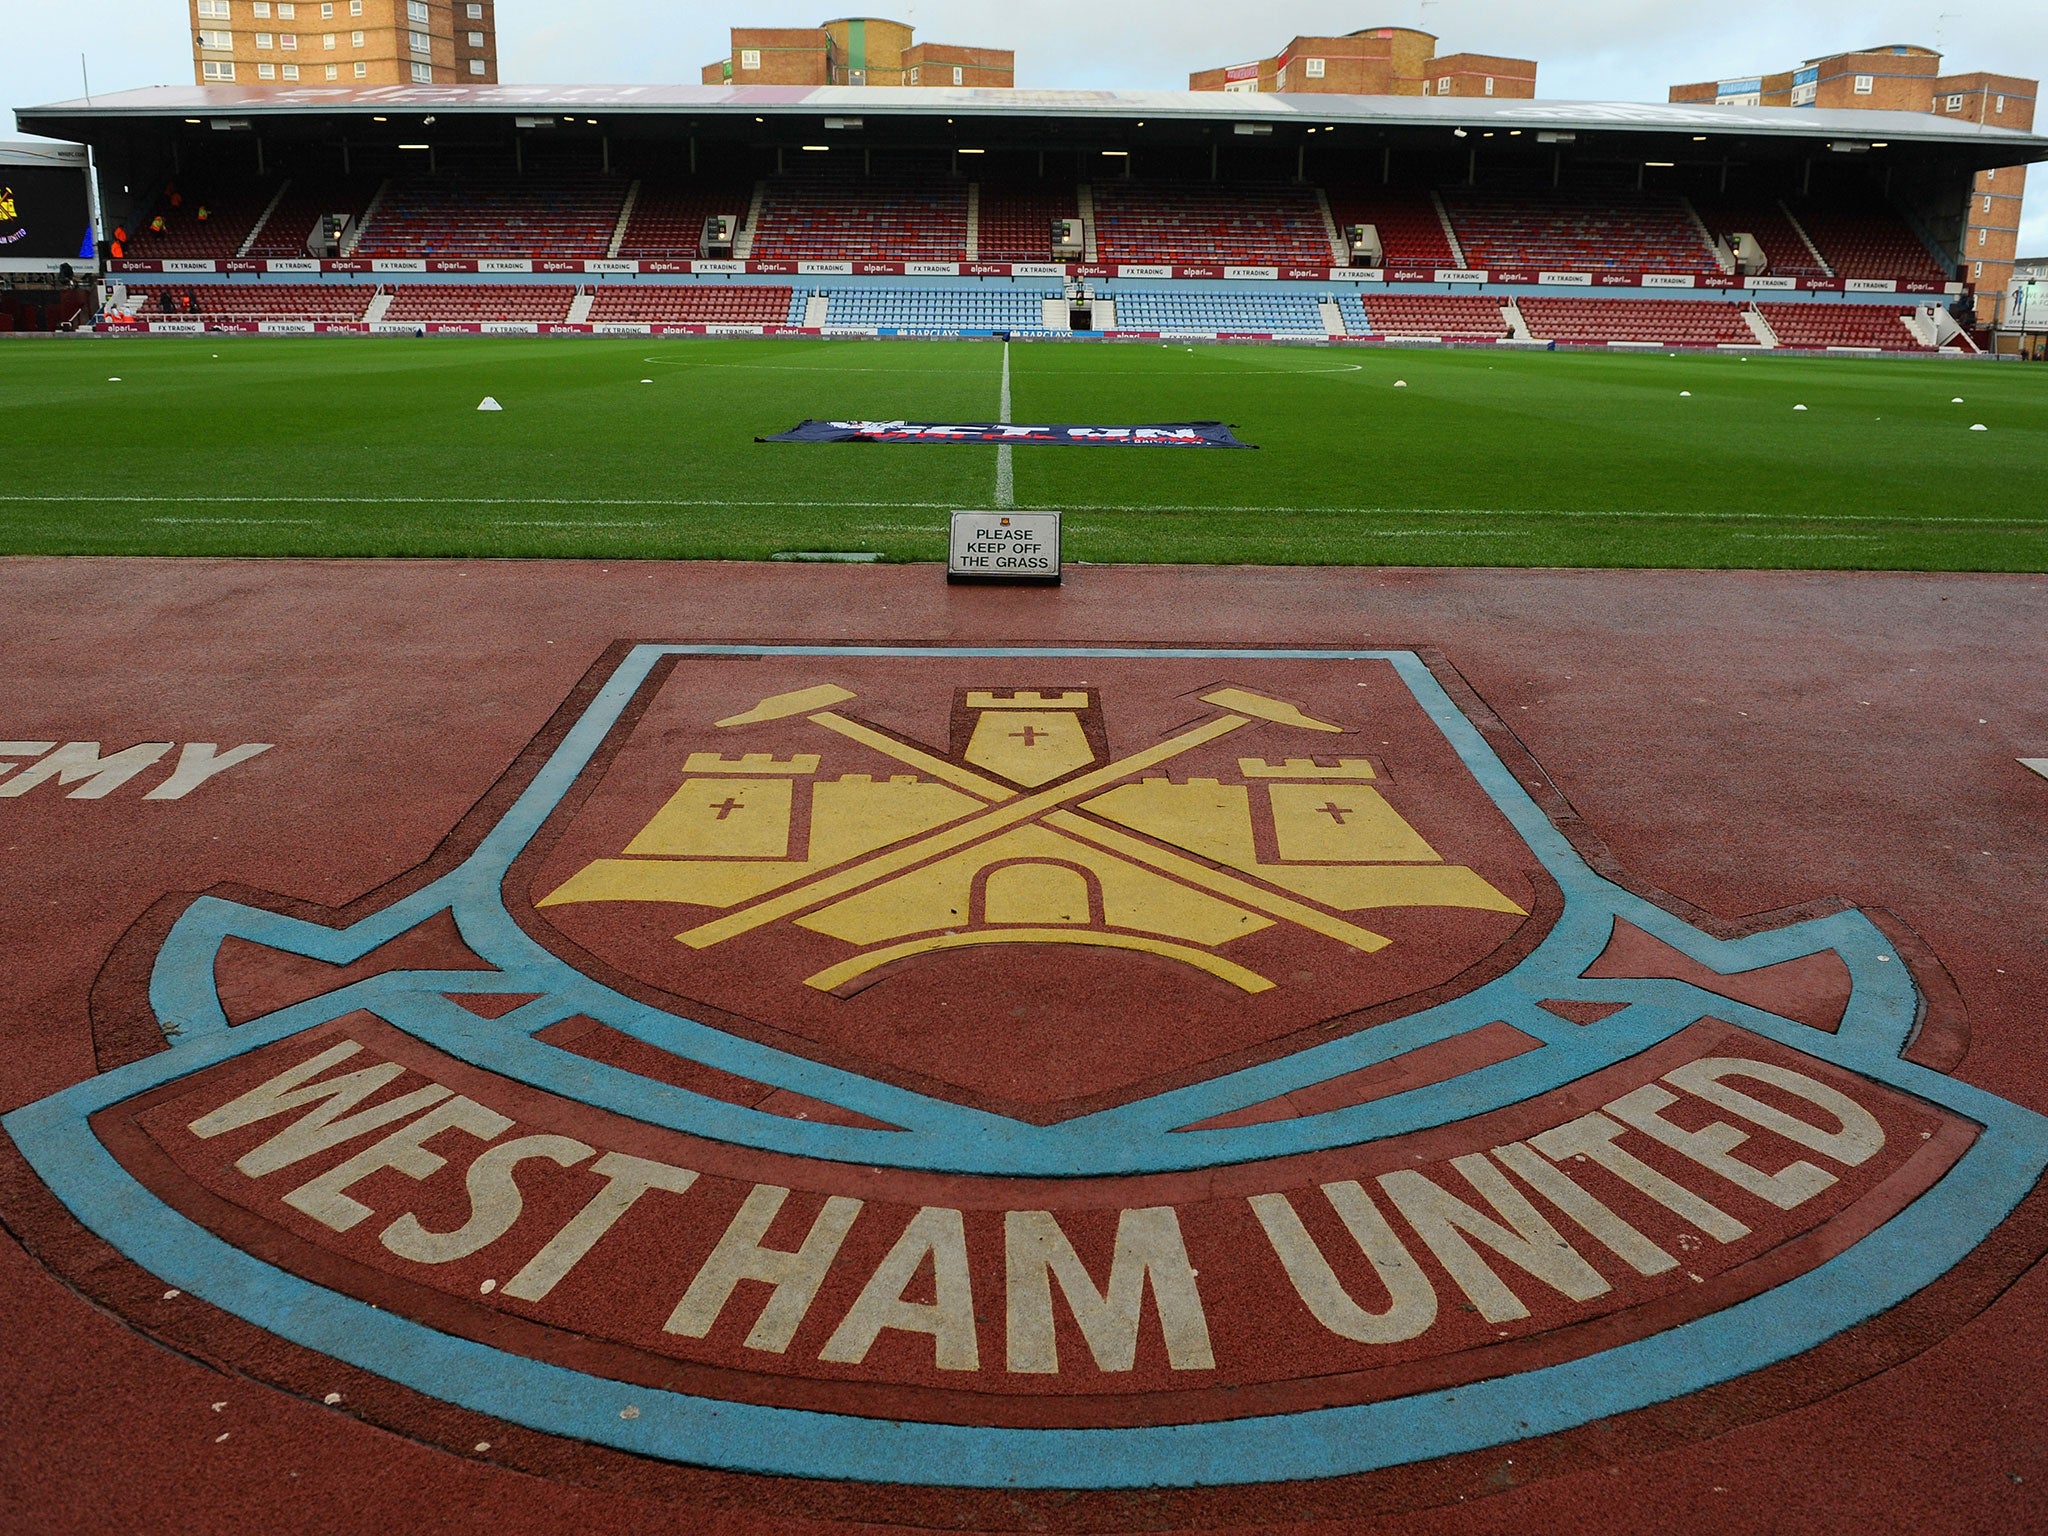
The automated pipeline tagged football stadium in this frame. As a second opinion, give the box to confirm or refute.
[4,12,2048,1536]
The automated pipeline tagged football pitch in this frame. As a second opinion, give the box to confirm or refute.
[2,335,2043,569]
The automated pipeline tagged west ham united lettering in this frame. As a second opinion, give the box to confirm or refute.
[764,419,1252,446]
[8,646,2046,1489]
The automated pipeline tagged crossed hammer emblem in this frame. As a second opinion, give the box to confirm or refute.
[676,683,1397,958]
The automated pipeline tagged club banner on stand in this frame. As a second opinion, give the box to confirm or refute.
[763,419,1255,448]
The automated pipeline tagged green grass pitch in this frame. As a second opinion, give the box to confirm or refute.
[1,336,2042,568]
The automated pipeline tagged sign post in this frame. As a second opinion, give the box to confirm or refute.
[947,510,1061,585]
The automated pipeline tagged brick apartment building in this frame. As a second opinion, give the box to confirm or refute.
[189,0,496,87]
[1191,26,1535,100]
[1671,44,2034,322]
[702,16,1013,90]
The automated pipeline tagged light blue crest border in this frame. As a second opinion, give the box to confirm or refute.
[8,646,2046,1488]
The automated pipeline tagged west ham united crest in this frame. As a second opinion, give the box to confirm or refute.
[9,645,2046,1488]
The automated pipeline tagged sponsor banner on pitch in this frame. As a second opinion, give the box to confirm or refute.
[764,419,1254,448]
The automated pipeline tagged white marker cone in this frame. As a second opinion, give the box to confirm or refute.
[1794,404,1808,411]
[1680,390,1691,397]
[1953,397,1965,403]
[478,397,503,412]
[1971,423,1988,431]
[1393,380,1407,388]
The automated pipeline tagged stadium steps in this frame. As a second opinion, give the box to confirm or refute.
[735,182,768,259]
[1314,188,1347,265]
[803,293,829,327]
[1318,298,1347,337]
[1679,197,1736,274]
[1504,299,1533,342]
[364,292,394,323]
[1742,308,1778,347]
[1779,201,1835,276]
[344,180,391,257]
[237,180,293,258]
[566,291,595,324]
[965,182,980,261]
[1077,183,1098,261]
[1429,191,1468,267]
[606,181,641,259]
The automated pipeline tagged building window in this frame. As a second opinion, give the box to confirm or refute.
[908,66,919,84]
[253,0,269,13]
[409,31,431,53]
[467,30,483,45]
[281,32,296,48]
[197,29,232,49]
[1304,57,1325,78]
[353,59,366,77]
[320,1,332,15]
[350,0,361,12]
[408,0,428,20]
[740,48,760,71]
[1484,76,1495,95]
[256,32,271,47]
[1996,95,2005,113]
[197,0,232,18]
[469,57,485,75]
[277,2,293,15]
[952,66,964,85]
[351,29,362,44]
[1947,94,1964,111]
[1985,194,1993,211]
[1439,76,1451,93]
[323,33,335,48]
[1979,228,1987,246]
[411,61,432,82]
[325,63,338,78]
[281,62,298,79]
[467,2,482,15]
[1421,81,1430,95]
[202,59,236,80]
[1854,75,1873,93]
[257,62,275,78]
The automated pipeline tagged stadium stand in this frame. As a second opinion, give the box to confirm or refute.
[1690,200,1830,277]
[380,285,578,323]
[1111,290,1328,334]
[587,285,799,325]
[243,178,381,259]
[1325,187,1458,269]
[355,172,629,259]
[1792,204,1949,282]
[1091,182,1334,266]
[139,284,375,322]
[616,183,754,260]
[1518,297,1757,345]
[977,184,1080,263]
[1338,293,1509,339]
[749,175,970,262]
[131,182,270,259]
[820,288,1055,331]
[1756,302,1935,351]
[1441,189,1719,273]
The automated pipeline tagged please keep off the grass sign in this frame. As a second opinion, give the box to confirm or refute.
[949,510,1061,583]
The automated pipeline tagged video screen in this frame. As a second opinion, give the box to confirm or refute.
[0,166,95,261]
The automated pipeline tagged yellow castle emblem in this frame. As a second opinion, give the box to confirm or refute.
[0,188,16,223]
[541,684,1524,994]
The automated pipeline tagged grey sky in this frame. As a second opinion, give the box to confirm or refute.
[6,0,2042,250]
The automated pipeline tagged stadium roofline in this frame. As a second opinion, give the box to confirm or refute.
[14,82,2048,157]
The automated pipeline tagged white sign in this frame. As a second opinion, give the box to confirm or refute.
[948,510,1061,584]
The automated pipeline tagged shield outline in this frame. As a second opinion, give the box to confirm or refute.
[8,643,2048,1487]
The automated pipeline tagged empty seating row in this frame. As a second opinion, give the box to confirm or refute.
[379,285,576,322]
[1756,303,1932,351]
[820,289,1054,331]
[751,177,969,262]
[1339,294,1508,339]
[245,177,381,258]
[587,286,799,324]
[1518,298,1756,345]
[126,183,271,259]
[1092,182,1334,267]
[134,284,374,322]
[1441,191,1719,274]
[1793,205,1947,282]
[978,184,1081,263]
[1112,291,1327,334]
[1324,189,1457,269]
[1690,200,1828,278]
[357,174,629,259]
[617,184,753,259]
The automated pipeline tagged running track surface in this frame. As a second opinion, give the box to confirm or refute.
[1,557,2044,1535]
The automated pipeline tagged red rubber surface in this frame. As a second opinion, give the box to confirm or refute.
[2,558,2045,1533]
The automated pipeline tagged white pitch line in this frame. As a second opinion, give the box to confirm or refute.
[994,341,1015,510]
[145,517,323,526]
[2023,759,2048,783]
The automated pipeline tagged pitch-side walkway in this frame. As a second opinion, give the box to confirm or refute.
[1,558,2044,1535]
